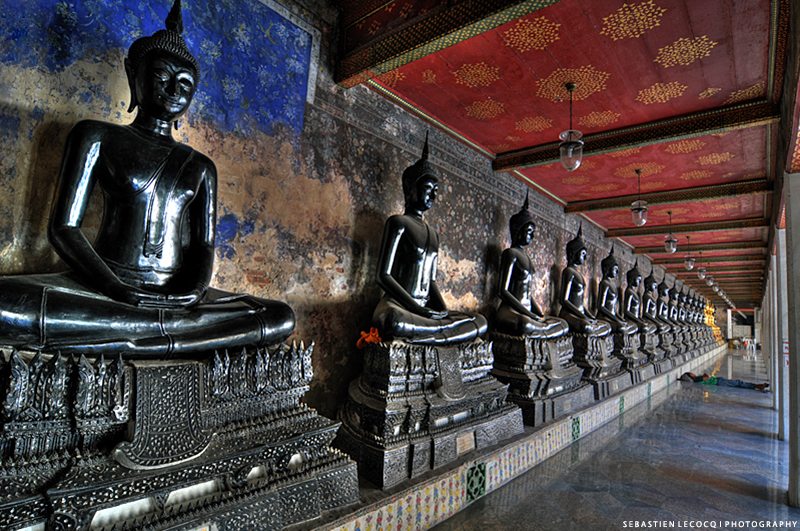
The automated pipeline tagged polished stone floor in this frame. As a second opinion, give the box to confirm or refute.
[432,349,800,531]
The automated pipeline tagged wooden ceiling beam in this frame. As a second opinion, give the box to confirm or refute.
[562,179,771,214]
[651,255,766,265]
[605,218,769,238]
[633,241,767,254]
[494,102,780,172]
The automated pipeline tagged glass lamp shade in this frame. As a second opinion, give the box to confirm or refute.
[559,130,584,171]
[706,277,714,286]
[664,235,678,254]
[684,255,695,270]
[631,200,648,226]
[697,267,706,279]
[712,285,719,292]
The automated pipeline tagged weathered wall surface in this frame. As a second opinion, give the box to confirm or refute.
[0,0,659,418]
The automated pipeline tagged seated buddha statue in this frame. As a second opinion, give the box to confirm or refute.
[494,194,568,339]
[371,136,487,346]
[622,264,655,337]
[643,273,671,334]
[595,246,637,336]
[0,0,295,358]
[557,225,611,336]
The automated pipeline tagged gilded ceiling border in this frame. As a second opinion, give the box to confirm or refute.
[336,0,563,87]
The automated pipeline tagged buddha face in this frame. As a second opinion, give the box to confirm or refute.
[628,273,641,288]
[515,223,535,246]
[571,247,587,266]
[133,50,197,122]
[409,176,438,212]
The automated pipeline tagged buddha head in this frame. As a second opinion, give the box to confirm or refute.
[626,264,642,289]
[644,272,658,293]
[509,192,535,246]
[658,280,670,298]
[600,244,619,280]
[566,223,587,266]
[402,133,439,212]
[125,0,199,122]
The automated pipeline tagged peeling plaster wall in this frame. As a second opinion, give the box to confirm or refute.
[0,0,660,419]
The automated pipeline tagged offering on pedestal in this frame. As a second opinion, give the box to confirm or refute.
[337,136,522,489]
[0,3,356,529]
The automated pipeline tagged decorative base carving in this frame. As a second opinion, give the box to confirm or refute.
[654,357,674,374]
[583,370,633,401]
[627,362,656,385]
[612,331,648,371]
[489,333,593,426]
[490,333,582,398]
[336,340,523,489]
[570,332,621,380]
[0,344,357,531]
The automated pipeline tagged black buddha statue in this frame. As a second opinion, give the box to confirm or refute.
[623,264,655,336]
[371,135,487,345]
[494,194,568,339]
[558,225,611,336]
[0,0,295,358]
[643,272,672,337]
[595,245,637,336]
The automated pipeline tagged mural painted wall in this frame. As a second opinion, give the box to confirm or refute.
[0,0,658,418]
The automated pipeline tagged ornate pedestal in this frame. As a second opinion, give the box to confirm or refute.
[611,331,653,384]
[336,340,524,489]
[490,334,594,426]
[570,333,630,400]
[0,345,357,531]
[639,328,668,374]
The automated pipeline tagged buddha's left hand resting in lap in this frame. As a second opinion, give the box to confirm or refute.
[371,136,487,346]
[494,194,568,339]
[0,0,294,357]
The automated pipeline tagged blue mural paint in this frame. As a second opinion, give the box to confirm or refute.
[216,212,240,260]
[0,0,312,136]
[0,108,21,140]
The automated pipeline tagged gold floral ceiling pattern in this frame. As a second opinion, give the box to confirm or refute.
[654,36,718,68]
[453,62,500,88]
[599,0,667,41]
[635,81,687,104]
[536,66,611,102]
[503,16,560,53]
[343,0,783,305]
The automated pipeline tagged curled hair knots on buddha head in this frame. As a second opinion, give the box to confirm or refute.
[565,223,586,264]
[126,0,200,112]
[509,191,536,242]
[402,132,437,203]
[600,243,618,277]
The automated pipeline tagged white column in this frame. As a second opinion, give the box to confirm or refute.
[773,256,780,412]
[777,229,787,441]
[785,172,800,507]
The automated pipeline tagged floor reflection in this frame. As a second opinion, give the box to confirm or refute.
[432,350,799,531]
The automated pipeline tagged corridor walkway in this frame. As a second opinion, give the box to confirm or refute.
[432,349,800,530]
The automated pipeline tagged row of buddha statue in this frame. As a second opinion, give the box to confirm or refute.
[0,1,718,513]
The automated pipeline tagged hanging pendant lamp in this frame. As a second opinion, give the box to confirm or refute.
[664,211,678,254]
[631,168,648,226]
[559,82,583,172]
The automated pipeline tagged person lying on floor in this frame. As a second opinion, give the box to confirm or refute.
[679,372,769,392]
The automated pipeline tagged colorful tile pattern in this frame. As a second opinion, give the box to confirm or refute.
[315,344,727,531]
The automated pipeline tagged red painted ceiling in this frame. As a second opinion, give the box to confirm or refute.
[337,0,793,305]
